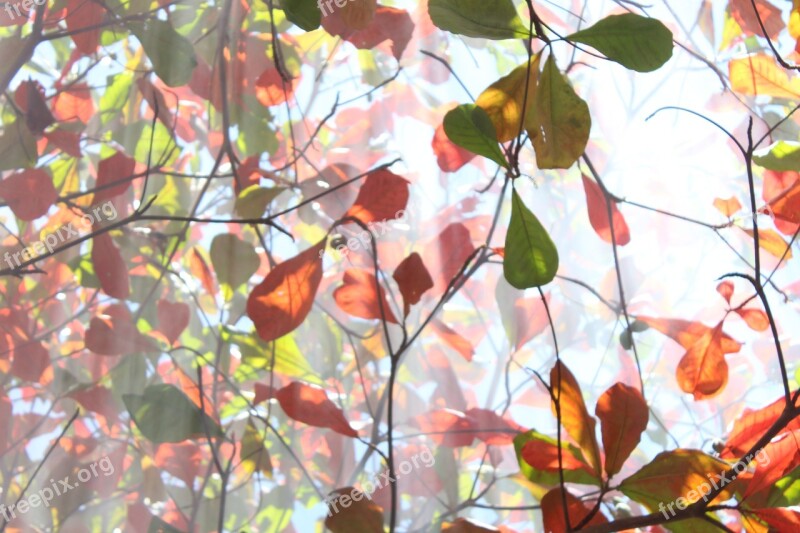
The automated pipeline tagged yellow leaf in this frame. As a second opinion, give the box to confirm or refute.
[475,55,541,143]
[729,55,800,99]
[741,227,794,259]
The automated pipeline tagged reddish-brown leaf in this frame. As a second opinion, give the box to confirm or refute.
[423,222,476,293]
[766,180,800,224]
[344,169,409,224]
[10,341,50,383]
[581,174,630,245]
[275,381,358,438]
[393,252,433,316]
[541,488,607,532]
[254,67,296,107]
[253,383,276,405]
[432,123,475,172]
[92,232,130,299]
[44,129,82,157]
[716,280,734,303]
[735,308,770,331]
[154,442,203,487]
[156,300,190,345]
[325,487,384,533]
[321,6,414,60]
[14,80,55,135]
[729,0,784,40]
[246,241,325,342]
[340,0,378,30]
[411,409,475,447]
[334,268,398,323]
[550,361,602,475]
[464,407,523,445]
[69,386,118,422]
[65,0,105,55]
[675,321,740,399]
[94,151,136,204]
[0,169,56,221]
[430,318,473,361]
[595,383,648,477]
[84,304,156,355]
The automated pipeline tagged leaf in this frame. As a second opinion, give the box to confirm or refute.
[156,300,190,345]
[53,83,95,124]
[94,151,136,204]
[735,307,770,331]
[765,180,800,224]
[730,55,800,99]
[431,122,476,172]
[240,419,272,476]
[0,119,37,171]
[321,5,414,60]
[749,508,800,531]
[324,487,384,532]
[729,0,784,40]
[65,0,105,55]
[528,54,591,169]
[255,67,296,107]
[84,304,157,356]
[503,189,559,289]
[442,518,500,532]
[581,174,631,245]
[595,383,648,477]
[541,488,608,532]
[276,382,357,438]
[430,318,473,361]
[619,449,734,514]
[344,169,409,224]
[721,396,797,458]
[128,20,197,87]
[210,234,260,294]
[550,361,602,476]
[92,232,130,299]
[637,316,741,352]
[0,168,56,221]
[188,248,216,295]
[423,222,476,293]
[15,80,55,134]
[10,341,50,383]
[246,241,325,343]
[282,0,321,31]
[334,269,398,323]
[567,13,673,72]
[676,321,740,399]
[124,384,223,444]
[514,430,601,486]
[443,104,508,168]
[754,141,800,171]
[427,0,528,40]
[717,280,734,303]
[713,196,743,217]
[393,252,433,317]
[235,185,286,219]
[340,0,377,30]
[743,430,800,499]
[741,228,793,259]
[475,55,541,143]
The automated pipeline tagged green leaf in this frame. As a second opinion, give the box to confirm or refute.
[282,0,321,31]
[235,185,287,219]
[428,0,529,39]
[513,430,602,487]
[504,189,558,289]
[567,14,673,73]
[123,384,223,444]
[528,54,591,169]
[128,20,197,87]
[210,234,260,296]
[240,419,273,476]
[225,327,322,385]
[0,119,37,172]
[113,120,178,166]
[443,104,508,168]
[753,141,800,171]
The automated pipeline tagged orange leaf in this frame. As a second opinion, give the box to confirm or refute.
[637,316,741,352]
[475,55,541,143]
[581,174,630,245]
[730,55,800,99]
[765,180,800,224]
[541,488,607,532]
[741,227,793,259]
[246,241,325,342]
[393,252,433,317]
[156,300,190,345]
[550,361,602,475]
[713,196,742,217]
[717,280,734,303]
[743,429,800,499]
[430,318,473,361]
[521,438,596,475]
[334,268,398,323]
[675,321,740,399]
[596,383,648,477]
[0,169,56,221]
[722,396,800,458]
[735,308,770,331]
[53,83,95,124]
[94,151,136,204]
[92,232,130,299]
[325,487,384,533]
[276,382,358,438]
[188,248,216,295]
[254,67,296,107]
[344,169,409,224]
[432,122,475,172]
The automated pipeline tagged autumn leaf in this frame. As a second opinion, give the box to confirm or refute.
[10,341,50,383]
[84,304,157,356]
[254,67,296,107]
[550,361,602,476]
[717,280,735,303]
[541,488,607,532]
[92,232,130,300]
[94,151,136,204]
[741,227,793,260]
[340,0,378,30]
[430,318,473,361]
[275,382,358,438]
[65,0,105,55]
[713,196,743,217]
[743,429,800,499]
[475,55,541,143]
[246,241,325,343]
[188,248,216,295]
[325,487,384,533]
[520,433,596,478]
[240,419,272,476]
[729,0,784,40]
[0,168,56,221]
[730,55,800,99]
[344,169,409,224]
[393,252,433,317]
[675,321,741,399]
[423,222,476,293]
[722,396,800,458]
[580,174,630,245]
[334,268,399,323]
[595,383,648,477]
[156,300,190,345]
[431,122,476,172]
[735,307,770,331]
[322,5,415,60]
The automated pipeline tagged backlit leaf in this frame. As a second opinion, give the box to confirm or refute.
[596,383,648,477]
[210,234,260,294]
[276,381,357,438]
[91,233,130,299]
[730,55,800,99]
[128,20,197,87]
[503,189,559,289]
[334,269,398,323]
[550,361,601,476]
[282,0,322,31]
[541,488,608,532]
[344,169,409,224]
[324,487,383,532]
[428,0,528,40]
[581,174,630,245]
[754,141,800,172]
[393,252,433,317]
[475,55,541,143]
[0,168,56,220]
[443,104,508,168]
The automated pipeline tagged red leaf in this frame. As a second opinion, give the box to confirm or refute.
[430,318,473,361]
[84,304,156,355]
[765,179,800,224]
[551,361,602,475]
[729,0,784,40]
[722,396,800,458]
[70,386,118,422]
[423,222,475,293]
[322,6,415,60]
[10,341,50,383]
[521,438,595,475]
[464,407,523,445]
[432,123,475,172]
[253,383,276,405]
[393,252,433,316]
[154,442,203,487]
[344,169,409,224]
[156,300,190,345]
[15,80,55,134]
[334,268,398,323]
[94,151,136,204]
[735,308,770,331]
[743,429,800,499]
[637,316,741,352]
[65,0,105,55]
[541,488,607,532]
[0,169,56,221]
[750,508,800,530]
[716,280,734,303]
[275,381,358,438]
[595,383,648,477]
[411,409,475,447]
[53,83,94,124]
[254,67,296,107]
[44,129,82,157]
[511,293,550,351]
[92,232,130,299]
[246,241,325,342]
[581,174,630,245]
